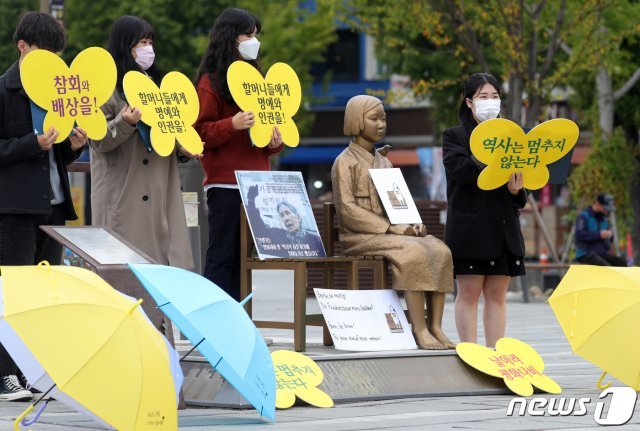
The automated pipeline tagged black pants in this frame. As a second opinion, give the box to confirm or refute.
[204,188,242,301]
[577,252,627,267]
[0,204,66,376]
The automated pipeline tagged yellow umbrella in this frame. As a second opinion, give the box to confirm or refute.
[548,265,640,389]
[0,264,179,430]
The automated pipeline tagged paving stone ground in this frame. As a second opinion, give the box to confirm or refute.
[1,270,637,430]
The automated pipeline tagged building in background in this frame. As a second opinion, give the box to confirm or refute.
[281,22,441,202]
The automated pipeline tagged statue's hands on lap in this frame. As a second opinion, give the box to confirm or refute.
[412,224,427,237]
[388,223,428,236]
[387,224,412,236]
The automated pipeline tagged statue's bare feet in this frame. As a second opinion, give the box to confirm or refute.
[412,328,445,350]
[430,326,456,349]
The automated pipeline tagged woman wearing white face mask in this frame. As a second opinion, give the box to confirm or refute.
[442,73,527,348]
[89,15,195,271]
[194,8,284,301]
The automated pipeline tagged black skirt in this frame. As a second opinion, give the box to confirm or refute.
[453,246,525,277]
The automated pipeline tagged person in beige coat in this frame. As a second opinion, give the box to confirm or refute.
[331,95,454,349]
[90,16,194,269]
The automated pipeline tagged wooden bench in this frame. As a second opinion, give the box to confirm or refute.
[239,204,387,352]
[322,202,388,290]
[306,200,448,293]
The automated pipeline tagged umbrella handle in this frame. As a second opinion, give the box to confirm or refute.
[14,399,50,430]
[14,404,34,431]
[597,371,612,390]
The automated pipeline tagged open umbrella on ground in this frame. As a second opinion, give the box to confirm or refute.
[128,264,276,422]
[548,265,640,389]
[0,263,182,430]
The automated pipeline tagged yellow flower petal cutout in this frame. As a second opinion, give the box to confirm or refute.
[275,387,296,409]
[227,61,302,148]
[123,71,203,157]
[272,350,333,409]
[20,47,116,143]
[470,118,579,190]
[456,337,562,397]
[296,387,334,408]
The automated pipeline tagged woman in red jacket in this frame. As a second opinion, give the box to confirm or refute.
[194,8,283,300]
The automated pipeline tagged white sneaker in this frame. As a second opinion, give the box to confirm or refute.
[0,375,33,401]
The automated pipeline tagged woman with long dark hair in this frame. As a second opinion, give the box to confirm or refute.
[442,73,526,347]
[89,15,194,269]
[194,8,283,301]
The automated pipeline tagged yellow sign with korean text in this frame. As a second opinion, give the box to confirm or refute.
[272,350,333,409]
[456,337,562,397]
[227,61,301,148]
[123,71,203,157]
[470,118,579,190]
[20,47,116,143]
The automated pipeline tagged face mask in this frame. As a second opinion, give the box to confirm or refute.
[238,37,260,60]
[473,99,501,122]
[134,45,155,71]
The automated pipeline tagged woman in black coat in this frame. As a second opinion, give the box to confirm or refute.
[442,73,527,347]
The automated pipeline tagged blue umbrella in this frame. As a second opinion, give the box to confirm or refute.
[128,264,276,421]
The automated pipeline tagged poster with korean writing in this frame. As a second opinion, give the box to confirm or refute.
[20,47,116,142]
[272,350,333,409]
[123,71,203,157]
[368,168,422,224]
[236,171,326,259]
[456,337,562,396]
[227,61,301,148]
[469,118,579,190]
[314,288,417,351]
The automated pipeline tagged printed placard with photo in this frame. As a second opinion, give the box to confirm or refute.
[368,168,422,224]
[236,171,326,259]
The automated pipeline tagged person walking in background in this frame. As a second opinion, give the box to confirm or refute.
[90,15,195,269]
[443,73,527,348]
[194,8,283,300]
[0,12,88,401]
[575,193,626,266]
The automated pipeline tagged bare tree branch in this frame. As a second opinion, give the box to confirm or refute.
[493,0,523,69]
[540,0,566,80]
[558,41,572,56]
[528,0,537,85]
[523,0,547,19]
[533,0,547,18]
[614,67,640,100]
[436,1,490,72]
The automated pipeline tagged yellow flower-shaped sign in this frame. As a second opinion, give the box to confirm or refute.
[456,337,561,396]
[227,61,301,148]
[20,47,116,143]
[123,71,203,157]
[272,350,333,409]
[470,118,579,190]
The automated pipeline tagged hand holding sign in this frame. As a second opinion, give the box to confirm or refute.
[123,71,203,157]
[36,127,59,151]
[470,118,579,190]
[121,104,142,126]
[227,61,301,148]
[20,47,116,143]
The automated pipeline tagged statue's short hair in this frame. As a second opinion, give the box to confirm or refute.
[343,95,383,137]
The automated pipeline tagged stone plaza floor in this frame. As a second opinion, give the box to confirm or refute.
[0,270,637,430]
